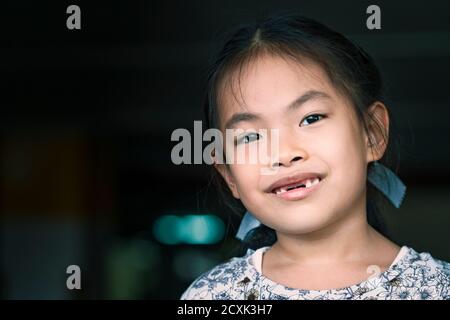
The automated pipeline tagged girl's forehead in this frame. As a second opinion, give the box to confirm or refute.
[217,54,344,123]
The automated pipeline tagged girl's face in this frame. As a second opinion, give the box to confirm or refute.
[215,54,387,236]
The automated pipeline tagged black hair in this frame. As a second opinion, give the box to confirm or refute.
[203,13,400,251]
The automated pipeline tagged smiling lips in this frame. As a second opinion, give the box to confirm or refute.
[266,173,324,201]
[272,177,320,194]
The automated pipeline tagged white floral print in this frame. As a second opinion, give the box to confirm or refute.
[181,246,449,300]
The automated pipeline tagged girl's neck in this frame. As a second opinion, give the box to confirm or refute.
[271,206,387,266]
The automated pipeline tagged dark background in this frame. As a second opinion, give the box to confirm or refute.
[0,0,449,299]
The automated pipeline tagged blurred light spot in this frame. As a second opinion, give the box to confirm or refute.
[152,215,181,245]
[173,249,219,281]
[152,214,225,245]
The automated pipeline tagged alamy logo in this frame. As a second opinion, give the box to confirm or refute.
[66,265,81,290]
[366,5,381,30]
[171,121,281,175]
[66,5,81,30]
[366,264,382,279]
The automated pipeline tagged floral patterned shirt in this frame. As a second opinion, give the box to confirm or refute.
[180,246,450,300]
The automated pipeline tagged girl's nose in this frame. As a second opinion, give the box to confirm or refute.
[271,155,303,168]
[267,127,308,168]
[271,141,308,168]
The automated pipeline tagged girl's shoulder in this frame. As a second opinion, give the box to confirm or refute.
[400,246,450,279]
[387,246,450,299]
[180,249,257,300]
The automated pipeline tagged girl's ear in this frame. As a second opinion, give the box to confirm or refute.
[365,102,389,163]
[213,161,241,199]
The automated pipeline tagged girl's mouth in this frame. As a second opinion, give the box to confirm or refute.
[269,176,323,201]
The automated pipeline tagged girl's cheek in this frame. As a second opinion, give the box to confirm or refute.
[227,142,266,167]
[231,166,260,198]
[321,125,367,175]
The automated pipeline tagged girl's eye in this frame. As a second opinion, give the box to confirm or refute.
[300,114,325,126]
[236,133,261,145]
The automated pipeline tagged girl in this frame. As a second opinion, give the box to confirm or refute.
[180,13,450,300]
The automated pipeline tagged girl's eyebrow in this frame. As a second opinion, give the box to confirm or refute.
[224,112,262,129]
[286,90,331,112]
[224,90,330,129]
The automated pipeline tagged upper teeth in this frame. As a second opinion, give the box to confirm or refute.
[274,178,320,195]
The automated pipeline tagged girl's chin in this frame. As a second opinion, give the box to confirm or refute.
[268,213,334,234]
